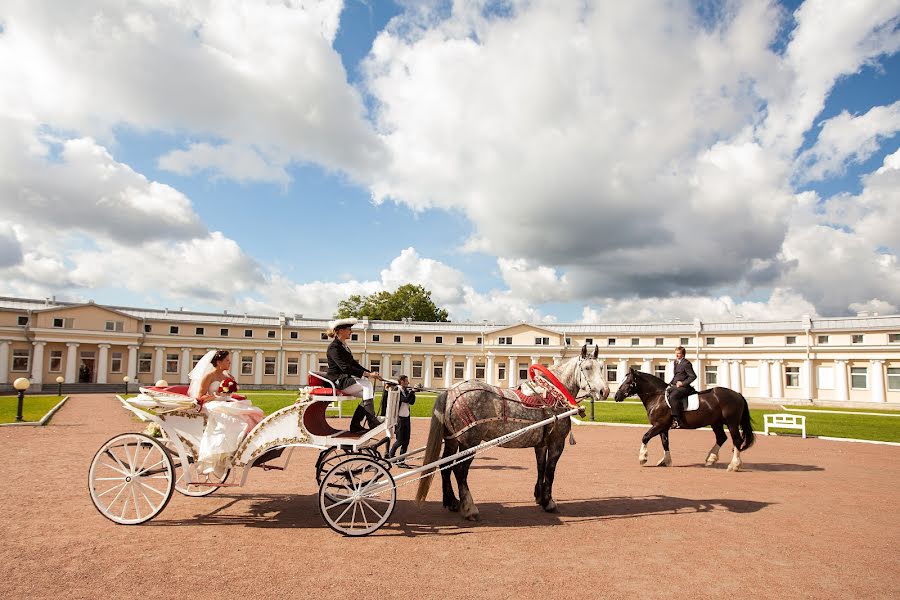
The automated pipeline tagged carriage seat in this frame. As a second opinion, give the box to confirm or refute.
[306,372,359,398]
[144,385,191,396]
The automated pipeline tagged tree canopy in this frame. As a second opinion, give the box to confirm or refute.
[334,284,450,322]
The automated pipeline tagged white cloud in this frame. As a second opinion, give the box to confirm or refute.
[379,247,467,306]
[497,258,570,304]
[158,142,290,185]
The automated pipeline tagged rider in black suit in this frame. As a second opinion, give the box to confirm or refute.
[324,318,382,432]
[667,346,696,429]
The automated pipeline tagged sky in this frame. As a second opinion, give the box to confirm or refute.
[1,0,899,324]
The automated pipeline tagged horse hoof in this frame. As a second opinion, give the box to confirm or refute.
[639,458,648,466]
[444,500,460,512]
[464,511,480,521]
[543,499,558,513]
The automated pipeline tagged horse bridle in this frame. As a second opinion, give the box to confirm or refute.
[573,357,602,401]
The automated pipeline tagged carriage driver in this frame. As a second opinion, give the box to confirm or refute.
[667,345,697,429]
[325,318,383,432]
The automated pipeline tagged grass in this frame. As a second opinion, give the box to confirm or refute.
[782,404,900,415]
[0,395,64,423]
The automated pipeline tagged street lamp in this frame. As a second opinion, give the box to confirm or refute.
[123,376,130,395]
[55,376,64,397]
[155,379,169,387]
[13,377,30,422]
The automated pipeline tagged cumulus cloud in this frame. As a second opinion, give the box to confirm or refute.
[158,142,290,185]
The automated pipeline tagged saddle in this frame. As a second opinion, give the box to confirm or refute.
[664,386,710,412]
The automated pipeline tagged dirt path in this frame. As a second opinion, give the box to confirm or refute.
[1,394,897,600]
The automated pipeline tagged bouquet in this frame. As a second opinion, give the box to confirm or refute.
[219,376,238,395]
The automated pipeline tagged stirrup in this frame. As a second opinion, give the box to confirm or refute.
[671,418,682,429]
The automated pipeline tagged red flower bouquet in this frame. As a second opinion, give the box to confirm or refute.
[218,376,238,395]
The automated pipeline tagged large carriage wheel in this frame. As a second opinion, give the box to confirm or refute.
[159,435,229,497]
[318,456,396,536]
[88,433,175,525]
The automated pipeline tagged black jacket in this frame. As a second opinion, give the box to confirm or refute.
[380,386,416,416]
[326,339,366,386]
[669,358,697,387]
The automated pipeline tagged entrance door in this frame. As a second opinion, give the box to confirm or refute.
[79,351,96,383]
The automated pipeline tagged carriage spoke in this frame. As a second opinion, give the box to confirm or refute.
[131,485,142,521]
[98,460,130,476]
[136,482,155,511]
[357,500,369,528]
[135,442,153,474]
[330,499,356,523]
[137,481,168,497]
[105,449,131,474]
[135,459,165,477]
[96,481,127,498]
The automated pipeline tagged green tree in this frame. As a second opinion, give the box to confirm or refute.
[334,284,450,322]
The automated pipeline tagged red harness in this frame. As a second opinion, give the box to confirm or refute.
[528,364,577,406]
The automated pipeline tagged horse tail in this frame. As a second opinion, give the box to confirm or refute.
[415,391,447,503]
[739,394,755,451]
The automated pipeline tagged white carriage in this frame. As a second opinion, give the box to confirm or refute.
[88,371,584,536]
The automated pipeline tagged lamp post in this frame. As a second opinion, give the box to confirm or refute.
[55,376,64,397]
[13,377,30,422]
[155,379,169,388]
[123,376,130,395]
[590,397,595,421]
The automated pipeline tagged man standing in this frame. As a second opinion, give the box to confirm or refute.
[668,346,696,429]
[387,375,416,467]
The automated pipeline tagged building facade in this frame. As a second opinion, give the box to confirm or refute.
[1,296,899,404]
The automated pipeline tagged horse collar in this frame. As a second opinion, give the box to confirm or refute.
[528,363,578,406]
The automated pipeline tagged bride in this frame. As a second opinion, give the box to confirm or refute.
[189,350,264,478]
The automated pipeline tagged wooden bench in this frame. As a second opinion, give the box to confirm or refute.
[764,413,807,438]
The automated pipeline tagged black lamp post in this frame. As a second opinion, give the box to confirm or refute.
[123,376,130,395]
[590,397,595,421]
[56,376,64,397]
[13,377,30,422]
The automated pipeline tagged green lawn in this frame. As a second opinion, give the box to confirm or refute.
[0,395,64,423]
[782,404,900,415]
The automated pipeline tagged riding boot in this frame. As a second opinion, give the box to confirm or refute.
[670,405,684,429]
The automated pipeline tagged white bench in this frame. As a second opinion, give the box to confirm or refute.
[764,413,807,438]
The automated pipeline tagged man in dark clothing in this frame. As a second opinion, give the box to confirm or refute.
[387,375,416,467]
[324,317,382,432]
[667,346,696,429]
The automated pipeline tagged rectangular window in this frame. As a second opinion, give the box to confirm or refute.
[655,338,664,346]
[477,337,483,344]
[498,336,512,345]
[654,365,666,380]
[11,349,29,372]
[519,363,529,381]
[435,336,443,344]
[53,318,64,328]
[110,352,123,373]
[786,336,797,345]
[851,367,867,389]
[49,350,63,372]
[318,359,328,372]
[220,328,229,336]
[585,338,593,345]
[351,333,359,341]
[169,326,179,335]
[287,358,299,376]
[193,354,203,367]
[706,337,716,345]
[607,338,616,346]
[631,338,639,346]
[744,366,759,388]
[785,366,800,388]
[565,337,571,345]
[17,315,28,326]
[145,324,152,333]
[705,366,717,386]
[475,363,485,379]
[165,354,178,373]
[680,337,690,345]
[889,333,900,343]
[264,357,276,375]
[244,329,253,338]
[887,368,900,391]
[456,336,464,344]
[105,321,124,332]
[606,364,618,383]
[535,337,550,345]
[372,334,380,342]
[290,331,298,339]
[744,337,754,345]
[369,360,381,374]
[320,333,328,340]
[267,330,276,339]
[414,335,422,343]
[391,360,402,378]
[498,364,506,380]
[241,356,253,376]
[393,335,401,343]
[817,366,834,390]
[454,362,464,379]
[852,334,863,344]
[412,361,423,378]
[817,335,829,344]
[433,363,443,379]
[138,353,152,373]
[196,327,205,335]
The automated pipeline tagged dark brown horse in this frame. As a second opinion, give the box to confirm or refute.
[614,368,755,471]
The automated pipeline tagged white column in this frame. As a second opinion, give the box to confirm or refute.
[508,356,517,388]
[730,360,742,394]
[486,354,496,385]
[127,345,139,381]
[308,352,317,374]
[835,359,849,402]
[300,353,309,381]
[641,358,652,373]
[277,349,285,385]
[179,347,191,384]
[361,352,369,368]
[0,340,9,384]
[718,359,730,389]
[695,358,704,390]
[444,354,453,388]
[66,343,80,384]
[771,360,783,400]
[465,355,475,380]
[231,350,242,379]
[153,346,165,382]
[618,358,629,382]
[802,358,814,401]
[758,359,770,398]
[97,344,110,384]
[664,360,675,383]
[530,355,540,367]
[552,355,561,366]
[254,350,264,385]
[31,342,47,385]
[382,353,391,377]
[870,360,886,403]
[402,353,412,378]
[423,354,433,387]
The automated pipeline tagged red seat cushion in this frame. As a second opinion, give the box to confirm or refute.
[308,387,354,396]
[144,385,190,396]
[308,373,331,386]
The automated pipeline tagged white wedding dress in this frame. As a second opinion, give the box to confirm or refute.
[195,378,265,479]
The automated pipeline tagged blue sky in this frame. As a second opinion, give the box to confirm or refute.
[1,0,899,323]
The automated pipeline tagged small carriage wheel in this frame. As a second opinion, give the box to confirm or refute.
[159,435,229,497]
[315,447,354,485]
[88,433,175,525]
[318,456,396,537]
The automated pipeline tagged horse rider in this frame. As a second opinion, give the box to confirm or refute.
[324,317,383,432]
[667,345,696,429]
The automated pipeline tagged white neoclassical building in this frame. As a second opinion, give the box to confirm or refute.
[1,296,898,405]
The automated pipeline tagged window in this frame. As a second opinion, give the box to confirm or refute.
[138,353,152,373]
[318,359,328,372]
[169,326,179,335]
[220,328,229,336]
[786,336,797,345]
[53,318,63,328]
[456,337,464,344]
[372,334,380,342]
[744,337,754,345]
[631,338,640,346]
[476,363,485,379]
[499,336,512,345]
[267,330,276,339]
[498,364,506,380]
[785,366,800,388]
[519,363,529,381]
[110,352,123,373]
[287,358,299,376]
[414,335,422,343]
[244,329,253,338]
[680,337,690,345]
[888,368,900,391]
[17,315,28,326]
[565,337,571,345]
[433,363,443,379]
[412,361,423,378]
[435,336,443,344]
[817,366,834,390]
[192,354,203,367]
[851,367,867,389]
[195,327,205,335]
[706,337,715,345]
[351,333,359,341]
[454,362,464,379]
[817,335,829,344]
[477,337,483,345]
[391,360,402,378]
[241,356,253,376]
[165,354,178,373]
[320,333,328,340]
[607,338,616,346]
[264,357,276,375]
[370,360,381,373]
[290,331,298,339]
[145,324,152,333]
[606,364,618,383]
[49,350,63,372]
[889,333,900,343]
[11,349,29,372]
[393,335,401,343]
[852,334,863,344]
[105,321,124,332]
[535,337,550,345]
[585,338,593,345]
[655,338,664,346]
[705,366,717,386]
[654,365,666,380]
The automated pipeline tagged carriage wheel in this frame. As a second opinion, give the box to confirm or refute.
[315,447,354,485]
[318,456,396,536]
[160,436,229,497]
[88,433,175,525]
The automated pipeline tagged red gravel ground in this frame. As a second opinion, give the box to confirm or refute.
[1,394,898,600]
